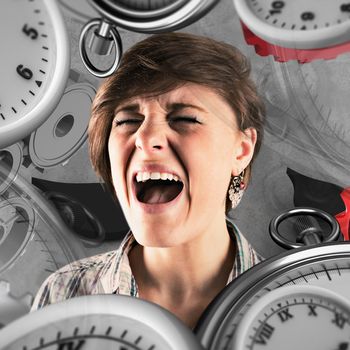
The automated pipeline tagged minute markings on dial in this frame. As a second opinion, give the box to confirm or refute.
[254,2,350,29]
[323,265,332,280]
[277,266,350,286]
[22,333,154,350]
[4,4,51,120]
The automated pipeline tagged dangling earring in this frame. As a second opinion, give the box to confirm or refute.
[228,170,246,209]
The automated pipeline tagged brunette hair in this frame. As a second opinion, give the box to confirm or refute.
[88,32,265,213]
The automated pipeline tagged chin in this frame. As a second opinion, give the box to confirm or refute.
[131,225,183,248]
[134,235,178,248]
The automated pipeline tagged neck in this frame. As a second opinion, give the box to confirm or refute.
[129,214,235,327]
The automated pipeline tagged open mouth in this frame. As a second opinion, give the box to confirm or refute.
[135,178,184,204]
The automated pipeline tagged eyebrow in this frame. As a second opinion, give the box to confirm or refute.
[114,103,140,115]
[166,102,207,113]
[114,102,207,115]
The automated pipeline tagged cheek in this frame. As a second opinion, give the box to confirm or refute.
[107,137,118,174]
[108,136,125,189]
[188,134,234,197]
[108,133,129,168]
[108,133,135,199]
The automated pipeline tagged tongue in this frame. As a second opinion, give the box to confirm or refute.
[142,182,182,204]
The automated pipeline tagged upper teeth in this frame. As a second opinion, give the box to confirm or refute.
[136,172,181,183]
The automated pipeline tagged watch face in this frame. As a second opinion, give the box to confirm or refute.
[234,0,350,49]
[0,0,70,148]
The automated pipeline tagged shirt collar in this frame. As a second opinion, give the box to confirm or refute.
[108,218,261,295]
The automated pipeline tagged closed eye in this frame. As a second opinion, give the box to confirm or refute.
[168,116,201,124]
[114,119,142,127]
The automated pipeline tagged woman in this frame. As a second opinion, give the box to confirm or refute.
[32,32,265,329]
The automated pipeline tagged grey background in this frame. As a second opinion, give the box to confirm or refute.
[1,0,350,305]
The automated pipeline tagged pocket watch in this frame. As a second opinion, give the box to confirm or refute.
[79,0,219,77]
[233,0,350,62]
[196,207,350,350]
[0,0,70,148]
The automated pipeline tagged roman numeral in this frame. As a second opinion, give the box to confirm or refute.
[254,323,275,345]
[308,305,317,316]
[277,308,293,322]
[332,312,347,329]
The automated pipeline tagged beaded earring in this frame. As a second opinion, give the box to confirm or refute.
[228,170,245,209]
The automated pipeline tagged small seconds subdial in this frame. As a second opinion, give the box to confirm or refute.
[0,0,70,148]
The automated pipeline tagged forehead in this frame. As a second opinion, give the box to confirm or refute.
[116,83,237,119]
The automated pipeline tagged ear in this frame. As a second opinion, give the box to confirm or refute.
[231,127,257,175]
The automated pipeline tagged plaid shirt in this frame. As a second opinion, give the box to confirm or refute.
[31,220,262,311]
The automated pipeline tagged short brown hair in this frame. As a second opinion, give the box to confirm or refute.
[88,32,265,213]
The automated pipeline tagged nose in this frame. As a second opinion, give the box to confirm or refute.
[135,119,168,154]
